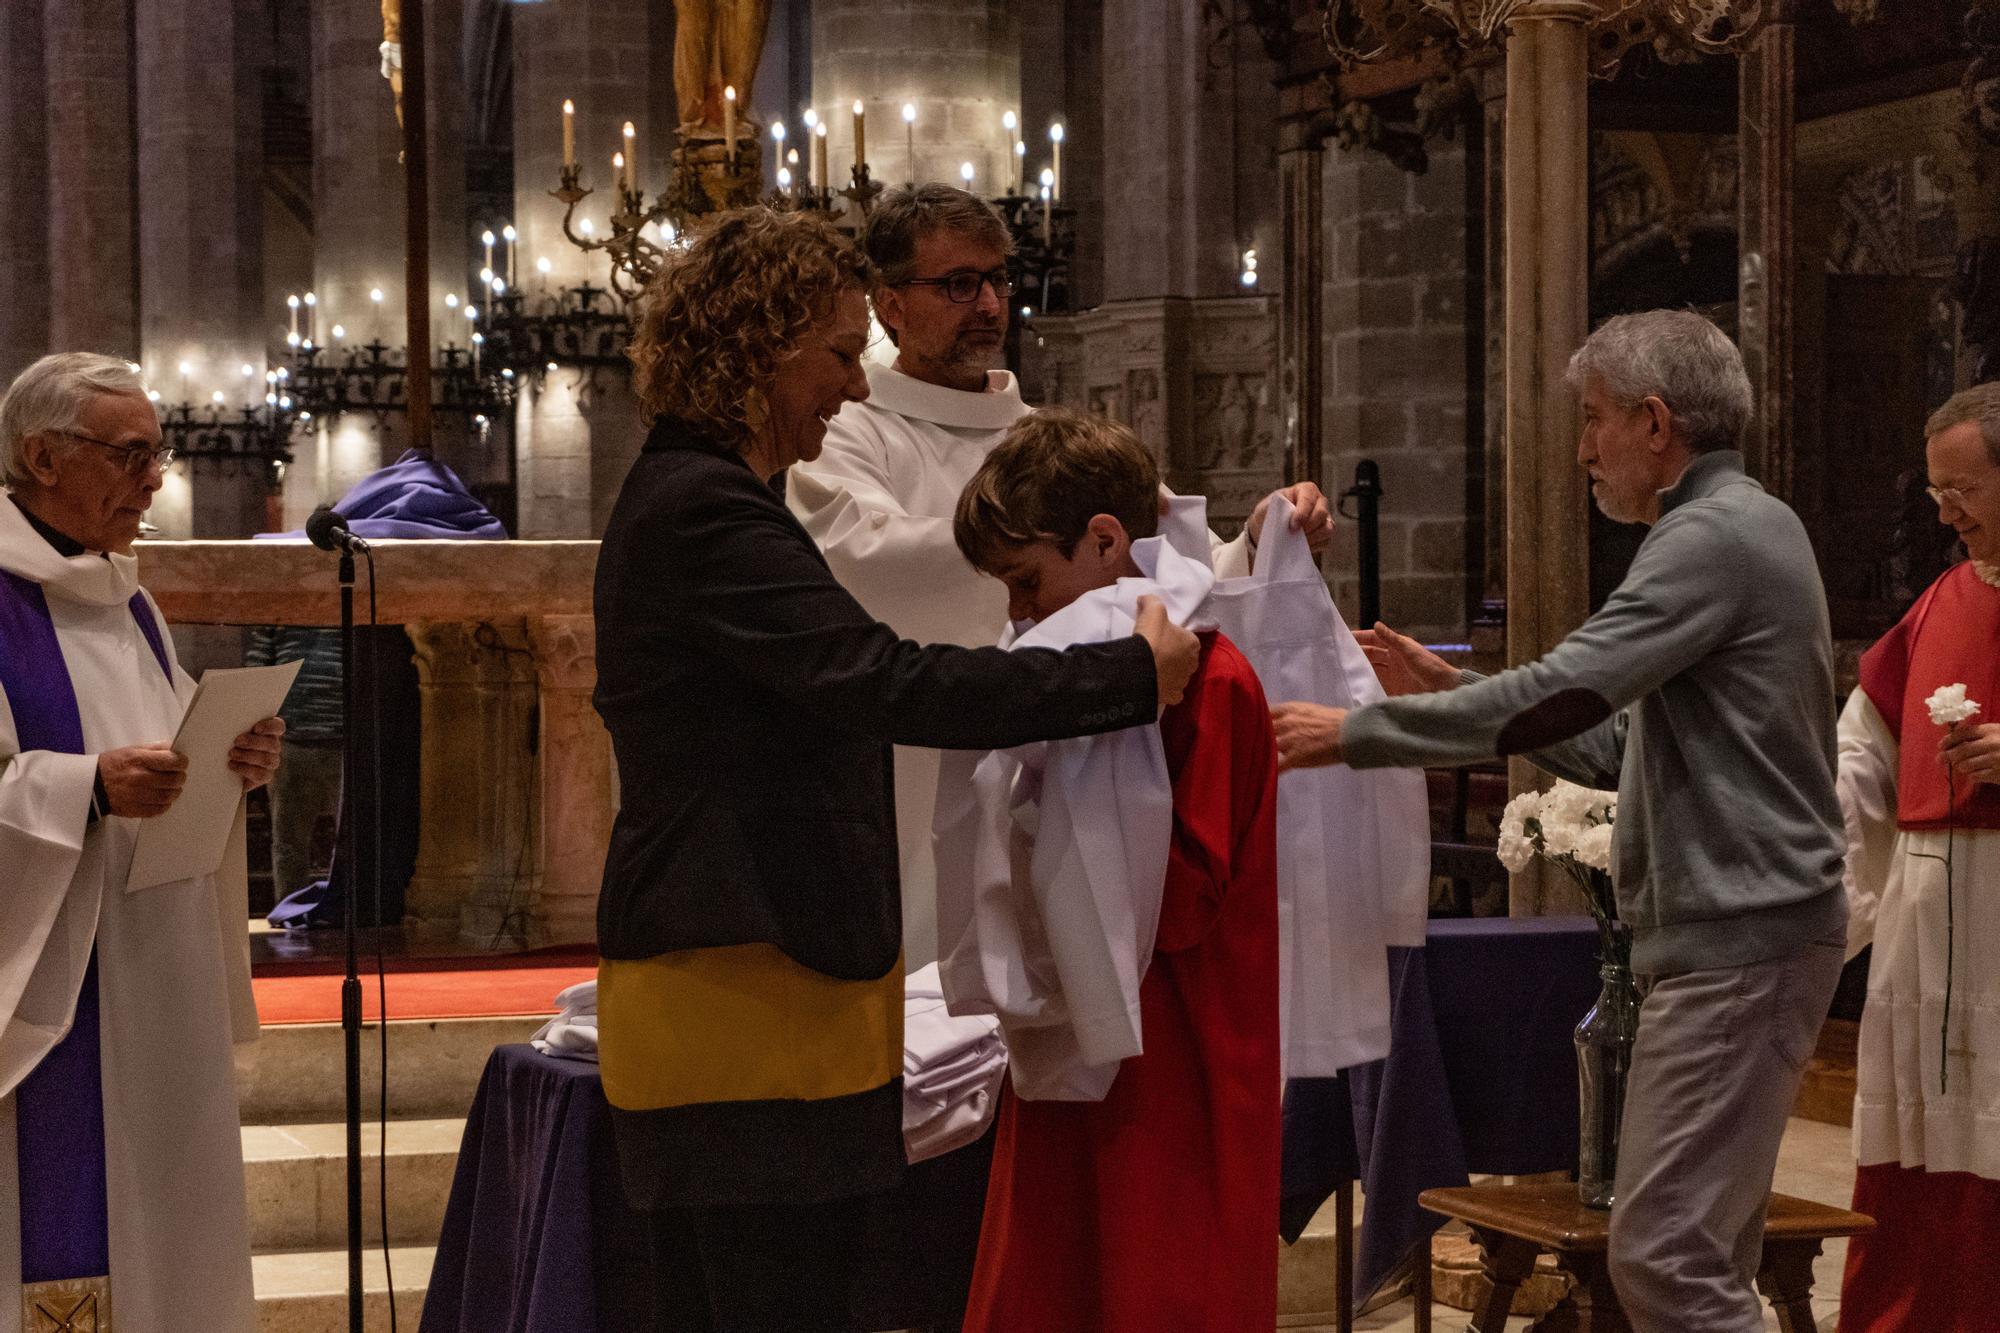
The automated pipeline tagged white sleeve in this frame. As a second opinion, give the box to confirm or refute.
[1837,689,1898,961]
[787,419,1002,647]
[1210,528,1253,579]
[0,682,101,1095]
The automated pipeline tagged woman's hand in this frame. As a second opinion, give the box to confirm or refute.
[1135,595,1199,711]
[1355,621,1460,696]
[1941,721,2000,786]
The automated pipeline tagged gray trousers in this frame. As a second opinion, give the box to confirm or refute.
[1607,927,1846,1332]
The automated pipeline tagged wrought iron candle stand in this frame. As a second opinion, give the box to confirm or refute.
[485,284,633,375]
[283,339,514,424]
[994,193,1077,315]
[156,398,301,491]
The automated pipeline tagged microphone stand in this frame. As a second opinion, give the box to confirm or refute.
[336,544,365,1331]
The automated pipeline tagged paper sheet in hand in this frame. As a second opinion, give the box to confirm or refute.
[126,661,301,891]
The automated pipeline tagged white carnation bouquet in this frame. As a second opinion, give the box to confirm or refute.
[1497,780,1627,964]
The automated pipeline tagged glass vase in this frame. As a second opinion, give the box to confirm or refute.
[1574,958,1641,1210]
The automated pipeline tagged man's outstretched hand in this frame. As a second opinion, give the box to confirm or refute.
[1355,622,1460,696]
[1247,483,1336,561]
[1270,702,1348,771]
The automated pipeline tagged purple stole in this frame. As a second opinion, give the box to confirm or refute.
[0,569,170,1283]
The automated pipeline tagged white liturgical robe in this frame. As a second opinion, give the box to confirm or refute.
[789,362,1251,968]
[0,497,258,1332]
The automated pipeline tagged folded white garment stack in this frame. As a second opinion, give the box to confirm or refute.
[902,963,1008,1163]
[531,978,600,1061]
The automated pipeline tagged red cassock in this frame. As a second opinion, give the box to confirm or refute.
[962,632,1283,1333]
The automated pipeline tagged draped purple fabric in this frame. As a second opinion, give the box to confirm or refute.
[0,570,172,1282]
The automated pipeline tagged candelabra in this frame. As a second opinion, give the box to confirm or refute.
[156,398,300,489]
[283,339,514,423]
[1322,0,1775,76]
[993,193,1077,315]
[484,282,632,374]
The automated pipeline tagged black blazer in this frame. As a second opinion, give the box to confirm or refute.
[592,416,1158,980]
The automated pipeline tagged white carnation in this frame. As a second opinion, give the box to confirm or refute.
[1573,822,1614,872]
[1498,791,1540,842]
[1926,683,1983,727]
[1496,828,1535,873]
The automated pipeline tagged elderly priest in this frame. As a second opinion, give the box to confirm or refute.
[0,353,280,1331]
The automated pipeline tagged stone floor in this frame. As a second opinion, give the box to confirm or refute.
[1286,1116,1855,1332]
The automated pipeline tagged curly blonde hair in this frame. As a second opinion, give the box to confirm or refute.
[629,207,873,450]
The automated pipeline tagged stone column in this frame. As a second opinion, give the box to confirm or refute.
[44,0,138,358]
[1502,3,1592,914]
[304,0,469,513]
[1738,4,1796,498]
[407,620,541,943]
[0,1,49,382]
[1277,123,1326,490]
[812,0,1022,194]
[510,0,670,538]
[526,614,615,946]
[134,0,268,539]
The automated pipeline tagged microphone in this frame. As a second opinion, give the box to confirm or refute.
[305,506,369,553]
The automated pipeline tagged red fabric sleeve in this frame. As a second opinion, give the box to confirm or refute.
[1153,635,1277,954]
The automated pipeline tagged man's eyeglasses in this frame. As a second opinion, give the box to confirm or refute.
[62,431,176,476]
[899,266,1013,304]
[1925,470,1994,509]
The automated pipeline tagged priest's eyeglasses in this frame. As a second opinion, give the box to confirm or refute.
[900,267,1013,304]
[62,431,177,476]
[1925,471,1993,509]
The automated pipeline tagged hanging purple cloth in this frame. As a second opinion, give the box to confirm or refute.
[0,569,172,1284]
[263,451,506,929]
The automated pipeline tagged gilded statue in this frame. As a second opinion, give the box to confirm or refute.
[674,0,771,135]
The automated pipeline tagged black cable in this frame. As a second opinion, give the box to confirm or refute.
[365,549,398,1331]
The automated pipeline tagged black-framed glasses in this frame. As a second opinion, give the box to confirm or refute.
[62,431,176,476]
[899,266,1013,304]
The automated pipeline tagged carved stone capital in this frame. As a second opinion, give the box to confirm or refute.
[527,614,597,692]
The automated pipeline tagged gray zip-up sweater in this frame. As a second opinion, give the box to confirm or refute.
[1343,451,1846,974]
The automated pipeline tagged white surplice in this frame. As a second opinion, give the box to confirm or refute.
[933,538,1213,1100]
[0,497,257,1332]
[789,362,1251,969]
[1838,690,2000,1181]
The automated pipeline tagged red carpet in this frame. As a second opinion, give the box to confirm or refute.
[253,962,598,1025]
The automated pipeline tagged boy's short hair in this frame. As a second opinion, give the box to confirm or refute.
[954,407,1161,570]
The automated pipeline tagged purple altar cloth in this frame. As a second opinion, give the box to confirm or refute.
[1279,915,1600,1314]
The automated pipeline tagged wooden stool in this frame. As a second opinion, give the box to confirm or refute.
[1417,1182,1873,1331]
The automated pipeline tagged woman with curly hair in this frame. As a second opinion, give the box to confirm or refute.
[592,207,1199,1331]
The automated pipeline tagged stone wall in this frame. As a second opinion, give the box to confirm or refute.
[1320,141,1476,645]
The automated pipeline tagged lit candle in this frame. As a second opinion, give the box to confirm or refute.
[1014,140,1026,195]
[723,86,738,167]
[471,331,483,378]
[562,99,576,171]
[852,99,866,171]
[902,101,916,180]
[502,225,517,285]
[777,166,793,195]
[482,228,495,276]
[303,291,316,343]
[622,121,637,193]
[1040,182,1051,244]
[612,150,625,199]
[536,255,552,293]
[960,161,974,187]
[772,121,787,191]
[814,122,828,192]
[178,360,192,398]
[370,286,385,343]
[286,293,299,338]
[1003,110,1019,192]
[1050,122,1064,200]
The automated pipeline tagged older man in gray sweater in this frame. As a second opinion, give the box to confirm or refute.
[1273,309,1846,1332]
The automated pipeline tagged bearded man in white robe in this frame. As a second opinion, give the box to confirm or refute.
[0,353,281,1332]
[788,184,1334,968]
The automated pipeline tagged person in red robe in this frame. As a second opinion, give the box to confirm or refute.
[950,408,1282,1333]
[1836,384,2000,1331]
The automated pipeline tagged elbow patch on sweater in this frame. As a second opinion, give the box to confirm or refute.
[1496,688,1613,756]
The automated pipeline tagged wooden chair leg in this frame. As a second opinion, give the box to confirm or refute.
[1413,1230,1432,1333]
[1465,1228,1539,1333]
[1335,1181,1354,1333]
[1755,1239,1824,1333]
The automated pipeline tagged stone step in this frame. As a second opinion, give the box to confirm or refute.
[252,1243,433,1333]
[243,1118,465,1250]
[234,1015,543,1122]
[1277,1187,1351,1325]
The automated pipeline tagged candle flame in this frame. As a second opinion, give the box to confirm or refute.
[503,224,517,241]
[613,151,625,170]
[901,102,916,123]
[725,86,737,102]
[1050,123,1065,142]
[803,108,818,128]
[623,121,635,139]
[853,99,864,115]
[773,122,786,141]
[370,287,384,302]
[1003,110,1018,130]
[960,161,974,183]
[1040,167,1055,186]
[563,99,574,115]
[816,122,828,138]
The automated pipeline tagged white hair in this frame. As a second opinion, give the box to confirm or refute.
[1564,310,1754,454]
[1,353,152,487]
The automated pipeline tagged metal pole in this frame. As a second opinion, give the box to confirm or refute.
[1342,459,1383,628]
[402,0,433,454]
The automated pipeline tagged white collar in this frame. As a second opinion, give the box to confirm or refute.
[0,492,141,607]
[1975,560,2000,590]
[862,362,1028,431]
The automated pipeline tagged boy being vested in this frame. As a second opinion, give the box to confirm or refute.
[950,408,1282,1332]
